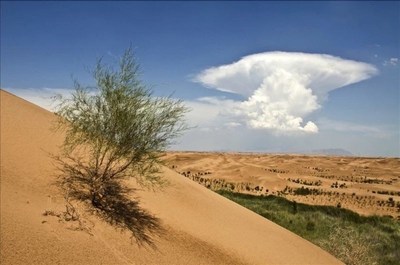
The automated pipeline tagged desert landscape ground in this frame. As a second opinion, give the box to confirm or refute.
[1,90,344,264]
[164,152,400,218]
[163,152,400,264]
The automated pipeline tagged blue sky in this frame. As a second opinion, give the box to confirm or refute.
[1,1,399,157]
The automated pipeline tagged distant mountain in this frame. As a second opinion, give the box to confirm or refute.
[310,148,353,156]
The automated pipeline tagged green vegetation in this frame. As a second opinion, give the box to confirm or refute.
[216,190,400,265]
[53,48,188,246]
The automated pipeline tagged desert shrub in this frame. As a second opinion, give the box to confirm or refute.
[306,220,316,231]
[53,48,188,246]
[319,225,377,265]
[293,186,320,196]
[43,199,93,235]
[292,200,298,214]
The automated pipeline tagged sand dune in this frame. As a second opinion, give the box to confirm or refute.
[165,152,400,218]
[0,90,342,264]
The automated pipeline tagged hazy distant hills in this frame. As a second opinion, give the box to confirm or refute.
[309,148,354,156]
[173,148,354,157]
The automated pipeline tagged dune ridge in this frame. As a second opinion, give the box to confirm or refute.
[0,90,342,264]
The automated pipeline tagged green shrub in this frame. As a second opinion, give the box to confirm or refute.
[306,220,316,231]
[53,48,188,246]
[319,225,377,265]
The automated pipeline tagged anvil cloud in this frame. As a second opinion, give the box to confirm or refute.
[194,52,378,133]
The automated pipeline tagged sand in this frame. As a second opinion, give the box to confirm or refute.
[0,90,342,264]
[164,152,400,218]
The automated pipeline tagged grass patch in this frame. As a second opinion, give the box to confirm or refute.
[216,190,400,265]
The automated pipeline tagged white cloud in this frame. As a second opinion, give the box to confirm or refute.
[224,121,242,128]
[383,57,399,66]
[194,51,378,133]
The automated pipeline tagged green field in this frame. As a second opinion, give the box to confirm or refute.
[216,190,400,265]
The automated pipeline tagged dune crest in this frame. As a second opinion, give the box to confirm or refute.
[0,90,342,264]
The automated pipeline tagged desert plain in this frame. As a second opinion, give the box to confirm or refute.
[164,151,400,219]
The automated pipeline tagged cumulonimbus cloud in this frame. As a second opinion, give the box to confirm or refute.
[194,51,378,133]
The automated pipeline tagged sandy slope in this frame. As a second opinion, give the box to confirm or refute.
[0,90,342,265]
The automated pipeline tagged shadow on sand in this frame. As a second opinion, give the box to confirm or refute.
[53,155,165,248]
[90,181,165,248]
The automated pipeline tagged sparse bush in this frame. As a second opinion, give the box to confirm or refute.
[319,225,377,265]
[306,220,315,231]
[53,48,188,246]
[292,200,298,214]
[293,186,320,196]
[43,199,93,236]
